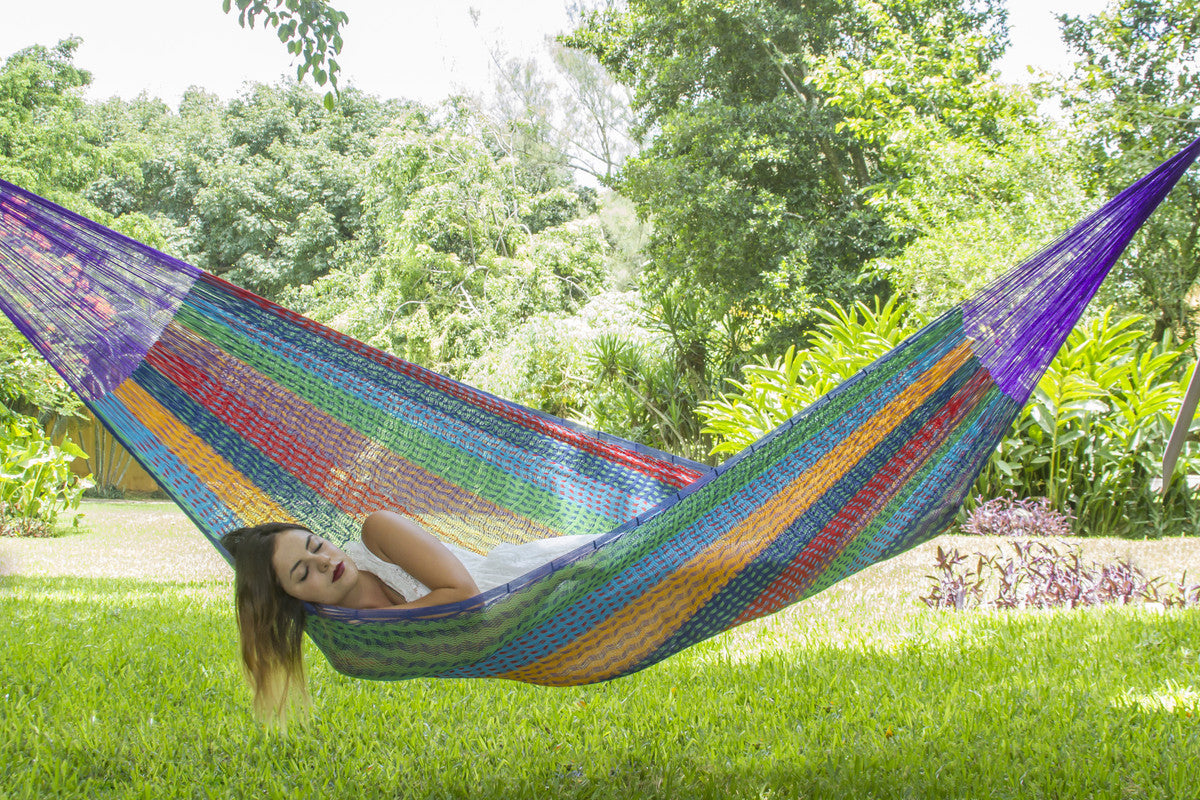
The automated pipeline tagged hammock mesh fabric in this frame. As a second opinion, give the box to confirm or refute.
[2,137,1199,685]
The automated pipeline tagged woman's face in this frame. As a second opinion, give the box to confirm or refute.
[270,528,360,605]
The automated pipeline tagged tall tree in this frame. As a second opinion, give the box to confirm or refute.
[288,106,608,374]
[1060,0,1200,339]
[565,0,1011,368]
[83,82,404,298]
[0,39,101,203]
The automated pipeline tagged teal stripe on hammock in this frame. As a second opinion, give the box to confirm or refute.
[475,380,1014,681]
[795,371,1001,585]
[637,369,999,668]
[736,377,1005,616]
[848,387,1015,566]
[880,394,1020,559]
[170,303,624,542]
[186,276,696,501]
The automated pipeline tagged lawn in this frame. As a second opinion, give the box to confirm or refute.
[1,501,1198,799]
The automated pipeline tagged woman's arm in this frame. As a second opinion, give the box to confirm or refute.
[360,511,480,609]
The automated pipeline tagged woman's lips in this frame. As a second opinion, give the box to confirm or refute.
[333,561,345,582]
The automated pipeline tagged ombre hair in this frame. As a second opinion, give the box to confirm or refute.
[221,522,312,722]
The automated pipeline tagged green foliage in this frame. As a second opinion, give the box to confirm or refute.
[0,321,83,421]
[468,291,729,463]
[584,326,708,462]
[0,410,90,536]
[698,299,1200,537]
[467,291,651,419]
[699,296,919,454]
[223,0,348,108]
[81,82,404,298]
[567,0,1012,354]
[864,122,1094,316]
[1059,0,1200,338]
[0,39,106,207]
[978,309,1200,537]
[288,107,610,377]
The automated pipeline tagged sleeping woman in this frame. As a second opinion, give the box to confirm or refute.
[221,510,597,720]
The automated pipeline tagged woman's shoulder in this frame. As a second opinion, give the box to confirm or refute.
[342,538,429,603]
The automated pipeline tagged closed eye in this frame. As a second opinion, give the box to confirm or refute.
[297,534,322,581]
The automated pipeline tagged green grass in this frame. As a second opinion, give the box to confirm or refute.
[1,503,1199,799]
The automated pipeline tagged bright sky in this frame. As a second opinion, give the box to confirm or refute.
[1,0,1111,107]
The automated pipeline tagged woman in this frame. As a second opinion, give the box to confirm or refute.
[222,510,596,720]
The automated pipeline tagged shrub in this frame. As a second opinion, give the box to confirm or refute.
[699,296,917,455]
[0,410,92,537]
[922,540,1200,611]
[698,300,1200,536]
[976,308,1200,537]
[958,494,1074,538]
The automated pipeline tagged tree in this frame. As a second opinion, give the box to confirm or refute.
[0,39,103,438]
[550,43,639,184]
[83,82,404,298]
[471,38,639,187]
[287,106,610,376]
[1059,0,1200,339]
[223,0,348,108]
[565,0,1011,355]
[863,118,1093,316]
[560,0,1019,430]
[0,39,102,204]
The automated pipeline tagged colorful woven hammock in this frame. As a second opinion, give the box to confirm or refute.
[2,138,1199,685]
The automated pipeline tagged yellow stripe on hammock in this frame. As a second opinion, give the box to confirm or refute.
[112,380,295,526]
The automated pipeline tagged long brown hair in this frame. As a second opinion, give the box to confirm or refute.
[221,523,311,722]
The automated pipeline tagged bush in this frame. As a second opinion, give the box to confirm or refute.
[976,308,1200,537]
[0,410,92,537]
[922,539,1200,611]
[958,494,1074,538]
[466,291,703,456]
[698,300,1200,536]
[698,296,917,456]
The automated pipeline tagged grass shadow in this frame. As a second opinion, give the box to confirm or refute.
[2,573,1197,799]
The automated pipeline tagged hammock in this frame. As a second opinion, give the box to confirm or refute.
[2,138,1198,685]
